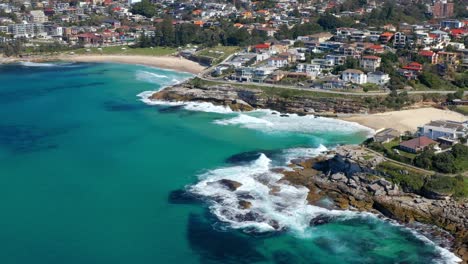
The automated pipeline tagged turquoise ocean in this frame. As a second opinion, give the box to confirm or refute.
[0,62,461,263]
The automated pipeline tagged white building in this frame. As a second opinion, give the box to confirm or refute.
[29,10,48,23]
[296,64,321,78]
[367,71,390,85]
[342,69,367,84]
[268,57,288,68]
[8,23,45,38]
[418,120,468,140]
[360,55,381,72]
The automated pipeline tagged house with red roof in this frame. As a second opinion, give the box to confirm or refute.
[399,136,438,153]
[450,28,468,39]
[254,43,271,52]
[366,44,384,54]
[419,50,438,64]
[379,32,394,43]
[402,62,423,72]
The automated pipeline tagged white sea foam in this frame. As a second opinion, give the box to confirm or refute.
[135,70,170,84]
[19,61,61,67]
[214,109,374,136]
[137,91,234,114]
[190,151,363,234]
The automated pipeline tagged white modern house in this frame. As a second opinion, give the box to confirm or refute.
[367,71,390,85]
[268,57,289,68]
[418,120,468,141]
[342,69,367,84]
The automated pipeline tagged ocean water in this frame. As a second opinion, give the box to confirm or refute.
[0,62,460,264]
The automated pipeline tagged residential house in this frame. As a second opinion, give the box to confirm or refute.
[419,50,438,64]
[399,136,438,153]
[360,55,381,71]
[342,69,367,84]
[296,64,321,78]
[254,43,271,53]
[417,120,468,141]
[234,67,254,82]
[319,77,347,90]
[268,57,289,68]
[367,71,390,85]
[366,44,385,54]
[393,32,406,48]
[325,54,347,65]
[437,52,458,65]
[441,19,463,29]
[379,32,394,43]
[29,10,48,23]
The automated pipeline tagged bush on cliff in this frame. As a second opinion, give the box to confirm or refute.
[377,162,426,193]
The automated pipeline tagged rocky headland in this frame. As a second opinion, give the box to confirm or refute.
[150,82,372,115]
[281,145,468,262]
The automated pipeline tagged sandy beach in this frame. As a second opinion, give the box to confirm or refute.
[1,54,206,74]
[57,55,206,74]
[340,107,467,132]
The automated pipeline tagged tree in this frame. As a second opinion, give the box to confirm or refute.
[432,153,457,173]
[131,0,156,18]
[317,14,345,30]
[451,144,468,159]
[414,149,434,169]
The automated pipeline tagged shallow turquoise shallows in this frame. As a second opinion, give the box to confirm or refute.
[0,62,458,264]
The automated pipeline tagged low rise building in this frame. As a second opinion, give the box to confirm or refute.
[399,136,438,153]
[367,71,390,85]
[342,69,367,84]
[417,120,468,141]
[360,55,381,71]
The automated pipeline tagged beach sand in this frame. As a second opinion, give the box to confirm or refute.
[340,108,467,132]
[1,55,205,74]
[57,55,206,74]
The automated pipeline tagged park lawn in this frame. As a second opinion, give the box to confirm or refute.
[196,46,241,63]
[70,46,177,56]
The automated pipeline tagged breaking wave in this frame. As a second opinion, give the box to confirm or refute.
[135,70,192,87]
[137,91,233,114]
[214,109,374,136]
[19,61,67,67]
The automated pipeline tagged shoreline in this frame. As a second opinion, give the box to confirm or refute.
[1,54,206,75]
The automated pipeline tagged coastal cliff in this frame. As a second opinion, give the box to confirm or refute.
[150,82,371,114]
[282,146,468,262]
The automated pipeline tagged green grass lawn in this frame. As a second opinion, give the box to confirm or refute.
[69,46,177,56]
[454,156,468,172]
[383,139,417,159]
[455,105,468,115]
[196,46,241,63]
